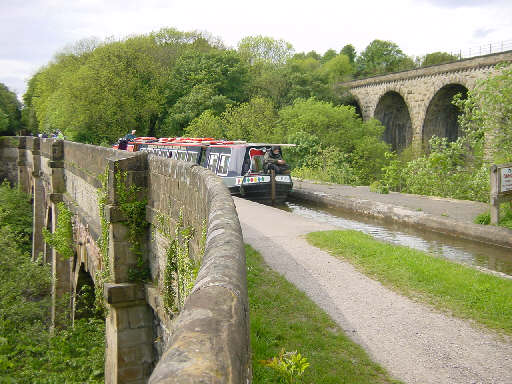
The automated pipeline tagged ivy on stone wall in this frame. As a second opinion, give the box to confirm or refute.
[156,209,201,314]
[114,170,150,283]
[94,167,110,315]
[42,202,74,260]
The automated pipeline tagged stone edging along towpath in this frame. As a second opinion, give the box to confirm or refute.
[290,179,512,249]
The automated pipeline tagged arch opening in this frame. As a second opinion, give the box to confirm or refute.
[423,84,468,145]
[374,91,412,152]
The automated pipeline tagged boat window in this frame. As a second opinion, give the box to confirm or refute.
[251,155,265,173]
[217,155,230,176]
[208,153,219,172]
[178,151,188,161]
[189,151,199,164]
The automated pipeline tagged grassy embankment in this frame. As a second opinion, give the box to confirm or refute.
[306,230,512,335]
[0,181,104,383]
[246,245,402,384]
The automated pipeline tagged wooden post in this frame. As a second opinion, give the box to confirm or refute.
[271,169,276,205]
[490,163,512,225]
[490,165,500,225]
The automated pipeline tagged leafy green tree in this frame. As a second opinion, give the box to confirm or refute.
[238,35,294,65]
[184,97,279,142]
[160,84,232,137]
[184,110,225,138]
[456,63,512,163]
[355,40,416,77]
[222,97,279,142]
[278,98,390,184]
[321,54,353,83]
[420,52,459,67]
[340,44,357,64]
[321,49,337,63]
[0,83,22,135]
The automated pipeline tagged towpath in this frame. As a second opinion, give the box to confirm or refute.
[235,194,512,384]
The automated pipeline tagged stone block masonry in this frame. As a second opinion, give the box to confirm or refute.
[0,137,251,384]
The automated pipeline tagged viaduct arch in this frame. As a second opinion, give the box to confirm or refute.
[0,137,251,384]
[342,51,512,152]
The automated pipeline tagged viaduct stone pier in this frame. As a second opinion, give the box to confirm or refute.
[342,51,512,152]
[0,136,251,384]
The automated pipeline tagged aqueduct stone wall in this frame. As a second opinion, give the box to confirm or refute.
[0,137,251,384]
[343,51,512,151]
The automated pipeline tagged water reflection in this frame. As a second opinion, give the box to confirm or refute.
[280,201,512,277]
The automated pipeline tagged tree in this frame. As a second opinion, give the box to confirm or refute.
[0,83,22,135]
[457,63,512,163]
[355,40,416,77]
[420,52,459,67]
[321,49,337,63]
[277,98,390,184]
[159,84,232,137]
[184,97,279,142]
[237,35,294,65]
[321,54,353,84]
[340,44,356,64]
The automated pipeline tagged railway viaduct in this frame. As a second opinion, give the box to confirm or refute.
[0,136,251,384]
[342,51,512,152]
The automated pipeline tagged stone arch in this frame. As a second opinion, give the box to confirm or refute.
[345,93,363,119]
[374,91,413,152]
[422,83,468,144]
[72,263,96,322]
[44,205,53,264]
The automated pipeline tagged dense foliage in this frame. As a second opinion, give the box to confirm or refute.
[0,182,105,383]
[0,83,22,135]
[21,27,512,207]
[378,63,512,206]
[23,27,460,144]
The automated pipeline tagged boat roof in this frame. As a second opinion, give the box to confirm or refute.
[131,137,295,147]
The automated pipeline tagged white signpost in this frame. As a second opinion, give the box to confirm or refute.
[490,163,512,224]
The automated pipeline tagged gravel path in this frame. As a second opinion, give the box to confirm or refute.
[235,197,512,384]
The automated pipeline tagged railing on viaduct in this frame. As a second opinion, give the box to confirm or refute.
[0,136,251,384]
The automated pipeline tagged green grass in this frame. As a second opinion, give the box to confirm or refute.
[246,245,402,384]
[306,230,512,335]
[474,205,512,229]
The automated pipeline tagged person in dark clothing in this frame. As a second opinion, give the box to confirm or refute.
[264,145,290,174]
[125,129,137,140]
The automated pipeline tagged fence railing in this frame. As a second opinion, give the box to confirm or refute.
[448,40,512,60]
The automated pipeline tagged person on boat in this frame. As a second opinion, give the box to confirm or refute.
[125,129,137,141]
[264,145,290,174]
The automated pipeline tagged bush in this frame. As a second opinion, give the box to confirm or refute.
[0,183,105,383]
[381,136,489,202]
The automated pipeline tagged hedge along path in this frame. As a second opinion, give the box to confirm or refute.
[234,197,512,384]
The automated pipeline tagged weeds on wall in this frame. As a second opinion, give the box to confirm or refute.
[114,170,150,283]
[94,168,111,315]
[155,209,201,314]
[42,202,74,260]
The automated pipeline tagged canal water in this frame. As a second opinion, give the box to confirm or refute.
[278,200,512,277]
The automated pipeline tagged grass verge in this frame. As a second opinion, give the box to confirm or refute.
[306,230,512,335]
[246,244,402,384]
[474,204,512,230]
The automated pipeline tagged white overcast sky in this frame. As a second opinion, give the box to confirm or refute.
[1,0,511,100]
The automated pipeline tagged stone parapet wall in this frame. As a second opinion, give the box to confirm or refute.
[0,137,20,184]
[146,155,250,383]
[0,138,251,383]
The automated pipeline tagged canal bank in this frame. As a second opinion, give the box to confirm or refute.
[291,179,512,249]
[235,197,512,384]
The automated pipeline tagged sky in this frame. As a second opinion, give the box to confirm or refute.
[1,0,511,100]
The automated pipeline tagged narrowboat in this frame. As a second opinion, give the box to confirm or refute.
[114,137,294,204]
